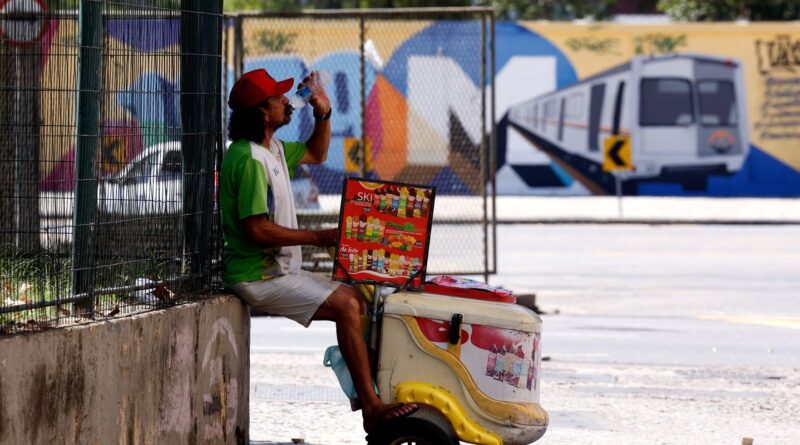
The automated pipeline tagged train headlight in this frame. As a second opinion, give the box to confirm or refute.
[708,130,736,154]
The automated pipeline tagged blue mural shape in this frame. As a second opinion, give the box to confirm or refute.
[106,19,180,53]
[495,22,578,90]
[383,21,483,95]
[117,73,180,127]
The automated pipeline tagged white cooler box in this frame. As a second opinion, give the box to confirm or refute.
[376,290,548,445]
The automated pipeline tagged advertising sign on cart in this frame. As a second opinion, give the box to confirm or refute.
[333,177,435,290]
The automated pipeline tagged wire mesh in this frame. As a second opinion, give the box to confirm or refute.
[1,0,223,334]
[230,8,495,276]
[1,6,492,332]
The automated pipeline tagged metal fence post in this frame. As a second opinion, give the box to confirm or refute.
[359,15,366,178]
[181,0,222,292]
[72,0,103,314]
[234,15,244,81]
[480,13,489,283]
[489,10,497,275]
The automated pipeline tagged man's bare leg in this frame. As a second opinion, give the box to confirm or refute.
[313,285,418,432]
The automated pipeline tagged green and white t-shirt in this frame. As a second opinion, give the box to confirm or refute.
[220,138,307,288]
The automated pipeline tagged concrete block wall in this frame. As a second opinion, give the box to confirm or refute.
[0,295,250,445]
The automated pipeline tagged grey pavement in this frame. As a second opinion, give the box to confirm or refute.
[249,208,800,445]
[318,195,800,223]
[249,314,800,445]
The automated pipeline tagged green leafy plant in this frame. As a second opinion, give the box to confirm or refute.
[249,30,299,55]
[658,0,800,21]
[566,36,621,55]
[634,33,687,55]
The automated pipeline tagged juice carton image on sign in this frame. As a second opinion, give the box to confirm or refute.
[506,53,749,194]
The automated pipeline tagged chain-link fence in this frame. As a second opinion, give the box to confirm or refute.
[1,5,495,333]
[1,0,222,334]
[226,7,497,277]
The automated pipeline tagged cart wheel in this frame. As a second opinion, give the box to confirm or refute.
[366,417,459,445]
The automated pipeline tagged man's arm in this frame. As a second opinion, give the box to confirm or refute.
[300,112,330,164]
[242,214,338,247]
[299,71,332,165]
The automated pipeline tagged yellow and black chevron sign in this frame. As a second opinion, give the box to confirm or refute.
[603,135,633,172]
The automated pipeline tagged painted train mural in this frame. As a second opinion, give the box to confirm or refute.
[493,23,799,196]
[506,53,750,194]
[33,19,800,197]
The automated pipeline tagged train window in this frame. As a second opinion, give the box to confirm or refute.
[589,84,605,152]
[545,99,557,118]
[533,104,539,129]
[697,80,737,126]
[565,93,584,118]
[640,78,694,126]
[613,81,625,135]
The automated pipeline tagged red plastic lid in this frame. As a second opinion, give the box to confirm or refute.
[423,283,516,304]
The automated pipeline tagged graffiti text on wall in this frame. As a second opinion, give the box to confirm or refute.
[755,35,800,75]
[565,35,620,55]
[755,36,800,142]
[633,33,687,55]
[248,30,298,56]
[756,76,800,141]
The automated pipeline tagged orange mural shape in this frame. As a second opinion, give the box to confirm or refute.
[370,75,408,181]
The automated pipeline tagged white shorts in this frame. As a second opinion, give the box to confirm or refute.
[231,269,342,327]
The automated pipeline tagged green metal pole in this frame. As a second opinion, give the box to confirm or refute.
[480,14,488,284]
[489,10,497,275]
[71,0,103,315]
[234,15,244,81]
[181,0,222,292]
[359,16,366,178]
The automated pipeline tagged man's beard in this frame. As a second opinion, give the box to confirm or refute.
[275,105,293,129]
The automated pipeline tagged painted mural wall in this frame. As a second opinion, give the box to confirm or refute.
[38,18,182,193]
[234,20,800,197]
[233,18,489,196]
[498,22,800,196]
[37,19,800,198]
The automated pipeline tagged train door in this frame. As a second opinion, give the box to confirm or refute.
[558,97,566,141]
[694,60,745,160]
[588,84,605,152]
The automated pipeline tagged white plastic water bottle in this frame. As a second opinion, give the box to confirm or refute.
[323,345,357,399]
[323,344,379,401]
[289,70,332,109]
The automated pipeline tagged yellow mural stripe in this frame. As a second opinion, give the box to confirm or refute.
[702,316,800,330]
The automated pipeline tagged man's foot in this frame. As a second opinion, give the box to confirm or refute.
[362,403,419,433]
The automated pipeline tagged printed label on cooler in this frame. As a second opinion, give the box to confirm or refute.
[415,317,541,404]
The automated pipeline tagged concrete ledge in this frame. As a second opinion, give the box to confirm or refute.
[0,295,250,445]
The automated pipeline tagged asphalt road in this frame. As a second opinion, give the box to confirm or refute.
[249,223,800,444]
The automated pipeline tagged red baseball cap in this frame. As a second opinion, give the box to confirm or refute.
[228,69,294,110]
